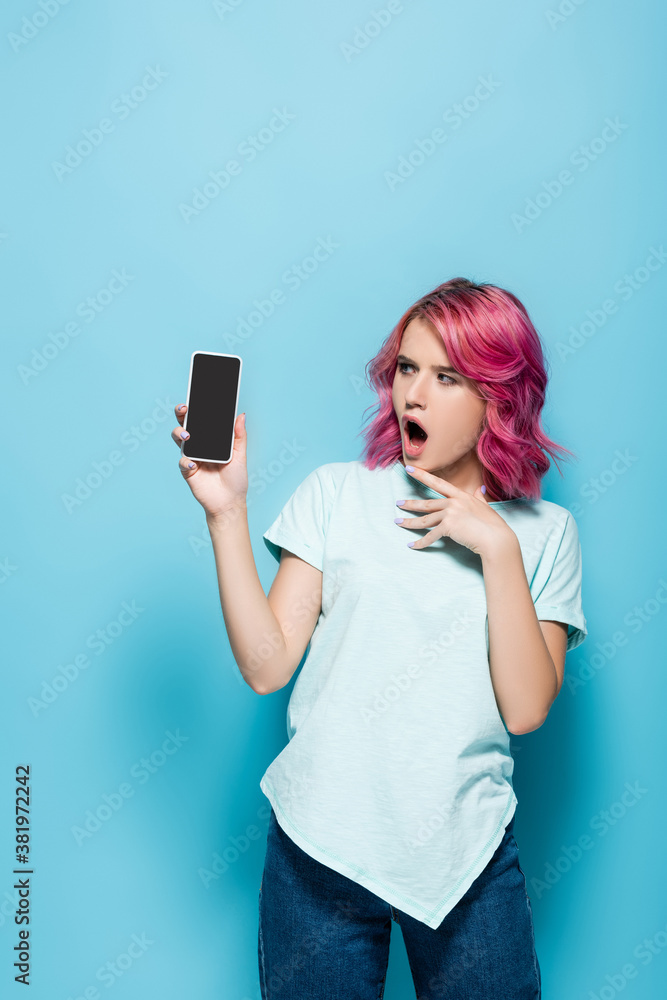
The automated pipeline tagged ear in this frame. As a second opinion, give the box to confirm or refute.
[474,485,489,504]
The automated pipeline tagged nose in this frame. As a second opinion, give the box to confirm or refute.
[404,374,429,406]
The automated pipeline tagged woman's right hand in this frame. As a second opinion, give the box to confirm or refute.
[172,404,248,519]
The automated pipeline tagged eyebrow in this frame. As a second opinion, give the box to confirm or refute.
[396,354,459,375]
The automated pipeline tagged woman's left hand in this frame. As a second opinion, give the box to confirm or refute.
[394,466,517,558]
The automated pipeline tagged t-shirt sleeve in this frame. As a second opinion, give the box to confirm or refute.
[531,511,588,652]
[262,464,336,572]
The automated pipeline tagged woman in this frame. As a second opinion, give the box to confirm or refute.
[172,276,587,999]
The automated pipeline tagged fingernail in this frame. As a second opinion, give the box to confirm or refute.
[407,541,415,547]
[481,485,486,494]
[180,430,189,439]
[405,465,414,472]
[188,462,195,468]
[396,499,405,506]
[394,517,403,524]
[178,404,186,411]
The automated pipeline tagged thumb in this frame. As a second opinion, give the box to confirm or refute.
[474,484,488,504]
[234,412,246,446]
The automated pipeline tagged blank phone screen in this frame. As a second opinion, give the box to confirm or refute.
[182,352,241,463]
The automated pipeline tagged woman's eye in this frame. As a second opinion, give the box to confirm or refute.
[397,362,456,385]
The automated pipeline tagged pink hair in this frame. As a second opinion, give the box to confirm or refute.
[358,277,575,502]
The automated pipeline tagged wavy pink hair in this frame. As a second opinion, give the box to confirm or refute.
[358,277,575,502]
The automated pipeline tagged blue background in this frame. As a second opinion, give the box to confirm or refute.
[2,1,666,998]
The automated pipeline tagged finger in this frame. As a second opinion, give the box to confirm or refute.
[395,512,442,530]
[226,414,246,463]
[174,403,187,426]
[178,456,197,478]
[396,497,445,511]
[171,424,191,446]
[404,466,464,498]
[407,525,444,549]
[473,485,489,504]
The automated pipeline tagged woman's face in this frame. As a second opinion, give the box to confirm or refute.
[391,316,487,489]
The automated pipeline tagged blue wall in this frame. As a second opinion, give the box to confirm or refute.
[2,2,665,998]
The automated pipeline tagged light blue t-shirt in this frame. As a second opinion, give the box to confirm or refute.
[260,458,587,929]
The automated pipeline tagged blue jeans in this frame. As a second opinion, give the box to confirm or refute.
[258,806,540,999]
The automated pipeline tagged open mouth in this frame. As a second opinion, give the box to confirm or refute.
[404,419,428,452]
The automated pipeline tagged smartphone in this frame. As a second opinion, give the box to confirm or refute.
[180,351,242,464]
